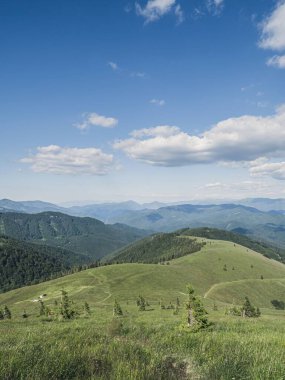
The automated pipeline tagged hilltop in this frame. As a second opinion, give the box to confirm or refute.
[109,227,285,264]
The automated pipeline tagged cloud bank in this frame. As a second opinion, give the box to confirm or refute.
[114,105,285,179]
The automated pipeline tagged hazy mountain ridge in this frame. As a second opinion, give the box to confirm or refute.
[105,204,285,248]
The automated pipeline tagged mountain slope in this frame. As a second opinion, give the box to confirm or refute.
[108,232,206,263]
[0,235,88,293]
[0,212,150,260]
[180,227,285,262]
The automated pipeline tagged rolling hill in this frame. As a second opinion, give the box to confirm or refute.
[107,232,206,263]
[0,212,150,260]
[1,235,285,315]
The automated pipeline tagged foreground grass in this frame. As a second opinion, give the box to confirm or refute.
[1,314,285,380]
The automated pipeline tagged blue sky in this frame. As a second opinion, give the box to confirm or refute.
[1,0,285,203]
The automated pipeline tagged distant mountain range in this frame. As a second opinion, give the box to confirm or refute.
[1,197,285,248]
[1,197,285,219]
[105,204,285,248]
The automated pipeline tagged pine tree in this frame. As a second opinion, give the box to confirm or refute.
[113,300,123,316]
[241,297,260,318]
[60,290,75,319]
[0,309,4,320]
[84,301,91,315]
[3,305,11,319]
[22,310,28,319]
[39,300,46,316]
[185,285,209,331]
[137,295,146,311]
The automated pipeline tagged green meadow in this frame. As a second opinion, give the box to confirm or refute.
[1,238,285,379]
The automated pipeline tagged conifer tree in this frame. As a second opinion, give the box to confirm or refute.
[185,285,209,331]
[39,300,46,316]
[84,301,91,315]
[241,297,260,318]
[137,295,146,311]
[113,300,123,316]
[60,290,75,319]
[0,309,4,320]
[3,305,11,319]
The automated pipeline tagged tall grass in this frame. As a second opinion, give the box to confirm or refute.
[1,316,285,379]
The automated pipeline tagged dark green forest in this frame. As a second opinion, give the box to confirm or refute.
[0,236,89,293]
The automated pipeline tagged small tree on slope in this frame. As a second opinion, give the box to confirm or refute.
[185,285,209,331]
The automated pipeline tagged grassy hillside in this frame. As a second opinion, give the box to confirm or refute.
[1,237,285,314]
[180,227,285,262]
[0,212,149,260]
[0,235,88,293]
[108,232,205,263]
[1,237,285,379]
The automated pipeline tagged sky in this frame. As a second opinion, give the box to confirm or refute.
[1,0,285,203]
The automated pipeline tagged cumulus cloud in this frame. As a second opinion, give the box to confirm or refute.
[150,98,165,106]
[266,54,285,69]
[259,1,285,51]
[114,105,285,171]
[20,145,114,175]
[135,0,183,23]
[259,1,285,69]
[75,112,118,130]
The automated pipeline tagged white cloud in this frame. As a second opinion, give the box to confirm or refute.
[131,125,179,138]
[250,159,285,180]
[266,54,285,69]
[206,0,224,15]
[259,1,285,51]
[150,98,165,106]
[75,112,118,130]
[108,61,119,71]
[135,0,182,23]
[259,1,285,69]
[114,105,285,171]
[21,145,114,175]
[174,4,184,24]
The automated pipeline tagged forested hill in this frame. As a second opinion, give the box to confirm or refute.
[108,232,206,264]
[108,227,285,264]
[0,235,89,293]
[0,212,150,260]
[181,228,285,262]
